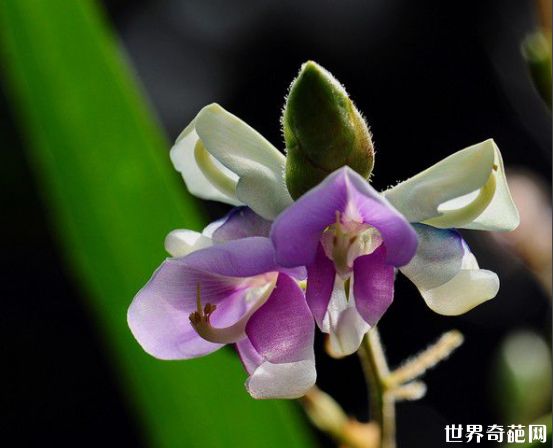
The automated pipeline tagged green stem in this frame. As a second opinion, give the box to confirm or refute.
[358,328,396,448]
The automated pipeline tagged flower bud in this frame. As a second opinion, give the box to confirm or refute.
[282,61,374,199]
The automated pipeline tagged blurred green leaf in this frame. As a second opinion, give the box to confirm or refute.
[0,1,314,447]
[493,330,552,425]
[522,31,553,108]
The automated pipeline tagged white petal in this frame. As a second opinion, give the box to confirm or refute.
[164,229,213,257]
[326,307,370,358]
[245,360,316,399]
[384,139,519,231]
[322,276,370,358]
[416,249,499,316]
[170,118,241,206]
[171,104,293,219]
[399,224,464,291]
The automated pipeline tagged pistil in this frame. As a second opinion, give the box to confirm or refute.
[322,211,383,279]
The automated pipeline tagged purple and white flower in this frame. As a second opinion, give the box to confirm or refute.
[128,210,316,399]
[131,99,520,397]
[171,104,518,318]
[271,167,418,357]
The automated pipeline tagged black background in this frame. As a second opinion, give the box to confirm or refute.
[2,0,551,446]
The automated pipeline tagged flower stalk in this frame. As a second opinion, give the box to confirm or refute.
[300,386,379,448]
[358,328,395,448]
[299,328,464,448]
[356,328,464,448]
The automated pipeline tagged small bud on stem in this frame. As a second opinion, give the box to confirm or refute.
[282,61,374,199]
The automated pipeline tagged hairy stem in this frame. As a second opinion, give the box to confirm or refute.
[386,330,464,388]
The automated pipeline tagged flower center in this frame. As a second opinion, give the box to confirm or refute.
[321,211,383,279]
[189,274,277,344]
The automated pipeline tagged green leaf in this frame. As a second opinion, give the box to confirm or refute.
[0,1,314,447]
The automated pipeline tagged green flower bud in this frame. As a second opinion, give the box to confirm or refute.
[282,61,374,199]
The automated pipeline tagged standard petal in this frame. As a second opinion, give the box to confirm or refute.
[239,274,316,399]
[400,227,500,315]
[383,139,519,231]
[171,103,293,219]
[128,259,247,360]
[346,168,418,266]
[181,237,279,277]
[271,166,417,268]
[352,245,395,326]
[322,275,370,358]
[180,236,306,281]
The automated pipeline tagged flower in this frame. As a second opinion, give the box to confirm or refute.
[132,62,519,399]
[174,101,519,312]
[271,166,418,356]
[170,96,518,312]
[128,209,316,399]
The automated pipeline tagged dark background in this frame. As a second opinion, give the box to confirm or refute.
[2,0,551,446]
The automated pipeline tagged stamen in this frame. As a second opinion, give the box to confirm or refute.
[189,277,277,345]
[189,284,218,327]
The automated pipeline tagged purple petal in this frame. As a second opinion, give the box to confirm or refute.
[181,236,305,280]
[237,274,317,399]
[246,273,315,363]
[271,166,417,268]
[128,259,247,360]
[352,245,395,326]
[209,206,273,242]
[345,169,418,266]
[306,243,336,329]
[181,237,279,277]
[271,169,348,267]
[236,338,263,375]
